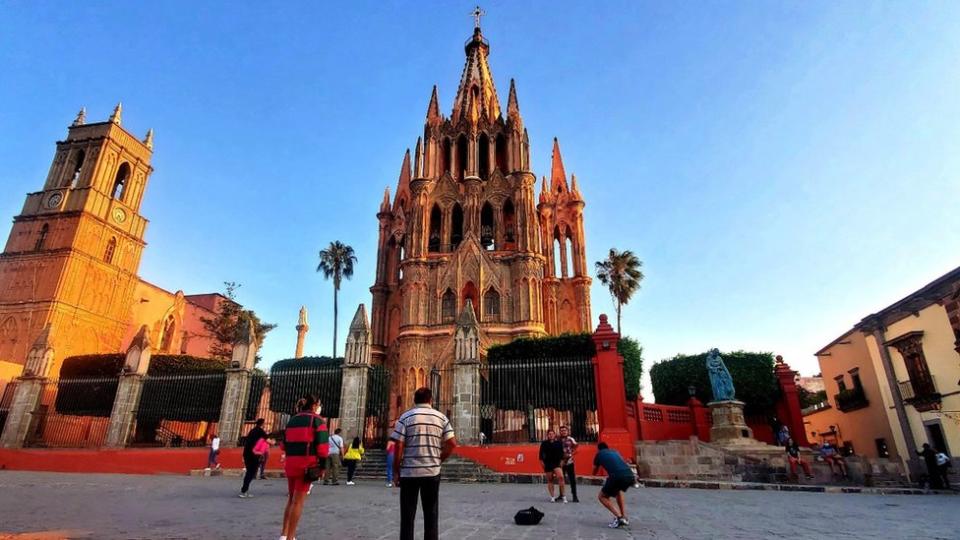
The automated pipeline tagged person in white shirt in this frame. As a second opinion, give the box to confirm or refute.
[325,428,344,485]
[207,434,221,470]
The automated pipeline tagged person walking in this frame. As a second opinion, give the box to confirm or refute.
[279,395,329,540]
[786,438,814,480]
[539,429,566,503]
[935,450,952,490]
[385,438,397,488]
[391,387,457,540]
[592,442,635,529]
[918,443,943,489]
[325,428,344,485]
[258,437,274,480]
[559,425,579,503]
[343,436,365,485]
[206,433,221,471]
[239,418,267,498]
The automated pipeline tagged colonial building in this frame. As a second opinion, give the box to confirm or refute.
[805,265,960,473]
[369,23,592,411]
[0,106,226,382]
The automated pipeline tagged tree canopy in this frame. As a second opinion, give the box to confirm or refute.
[649,350,779,415]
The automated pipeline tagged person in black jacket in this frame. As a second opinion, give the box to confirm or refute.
[917,443,943,489]
[539,429,566,503]
[239,418,267,497]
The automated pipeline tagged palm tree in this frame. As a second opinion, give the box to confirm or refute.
[595,248,644,334]
[317,241,357,358]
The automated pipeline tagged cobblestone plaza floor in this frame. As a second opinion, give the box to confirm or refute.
[0,471,956,539]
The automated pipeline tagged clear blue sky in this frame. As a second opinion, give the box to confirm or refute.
[2,2,959,392]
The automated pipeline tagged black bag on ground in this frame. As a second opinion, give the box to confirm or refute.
[514,506,544,526]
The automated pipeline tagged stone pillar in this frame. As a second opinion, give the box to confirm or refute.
[105,326,152,447]
[452,300,481,444]
[339,304,372,440]
[218,319,257,447]
[688,396,710,441]
[773,355,810,445]
[0,376,46,448]
[1,325,57,448]
[708,400,753,445]
[591,314,633,456]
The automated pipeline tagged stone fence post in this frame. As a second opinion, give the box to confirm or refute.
[774,355,809,445]
[105,326,152,447]
[452,300,481,444]
[0,325,56,448]
[339,304,372,440]
[592,314,633,456]
[218,320,257,447]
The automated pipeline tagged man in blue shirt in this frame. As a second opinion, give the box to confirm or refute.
[592,442,634,529]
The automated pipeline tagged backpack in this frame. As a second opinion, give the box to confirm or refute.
[514,507,544,526]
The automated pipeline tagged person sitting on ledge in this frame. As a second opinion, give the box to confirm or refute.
[820,441,848,479]
[786,438,814,481]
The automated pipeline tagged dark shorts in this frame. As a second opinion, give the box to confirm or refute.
[601,476,633,497]
[544,462,561,473]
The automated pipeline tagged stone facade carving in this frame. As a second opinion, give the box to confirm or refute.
[369,24,592,417]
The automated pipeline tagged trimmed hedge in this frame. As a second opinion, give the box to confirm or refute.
[268,356,343,416]
[54,354,266,424]
[619,336,643,402]
[487,333,595,363]
[649,351,778,415]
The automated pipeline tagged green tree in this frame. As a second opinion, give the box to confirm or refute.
[618,336,644,401]
[317,241,357,358]
[594,248,644,334]
[201,281,276,362]
[798,386,827,409]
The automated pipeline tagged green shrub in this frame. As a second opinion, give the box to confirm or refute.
[649,351,778,415]
[619,336,643,401]
[486,333,595,362]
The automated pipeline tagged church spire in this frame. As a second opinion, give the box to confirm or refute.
[143,129,154,150]
[72,107,86,127]
[550,138,569,193]
[452,22,500,121]
[380,186,391,213]
[426,85,441,124]
[507,79,521,124]
[109,102,122,125]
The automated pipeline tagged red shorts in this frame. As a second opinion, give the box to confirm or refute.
[284,456,318,494]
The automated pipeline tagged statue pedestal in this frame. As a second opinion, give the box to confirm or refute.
[708,400,753,445]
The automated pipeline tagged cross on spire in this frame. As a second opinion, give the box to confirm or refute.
[471,6,485,29]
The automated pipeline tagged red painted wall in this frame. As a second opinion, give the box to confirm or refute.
[0,448,283,475]
[454,443,614,475]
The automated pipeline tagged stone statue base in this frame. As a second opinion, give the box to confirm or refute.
[708,400,753,445]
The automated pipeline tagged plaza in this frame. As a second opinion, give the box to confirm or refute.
[0,471,956,539]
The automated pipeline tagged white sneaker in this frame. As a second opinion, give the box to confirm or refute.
[346,481,356,486]
[608,518,622,528]
[386,482,393,488]
[560,496,568,503]
[239,492,252,498]
[307,483,314,495]
[204,467,211,471]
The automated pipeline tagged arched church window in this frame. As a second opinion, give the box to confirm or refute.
[495,133,507,172]
[67,149,85,188]
[478,133,490,180]
[398,241,405,281]
[502,198,516,247]
[429,204,442,252]
[112,162,130,201]
[480,202,495,250]
[483,288,500,322]
[451,204,463,249]
[461,281,478,314]
[35,224,49,251]
[553,226,563,278]
[104,237,117,264]
[565,232,576,277]
[160,315,176,352]
[441,289,456,323]
[442,138,452,175]
[456,135,468,180]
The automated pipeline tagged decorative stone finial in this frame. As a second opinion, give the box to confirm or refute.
[72,107,86,127]
[124,325,152,375]
[345,304,371,365]
[143,129,154,149]
[23,324,55,378]
[110,102,123,125]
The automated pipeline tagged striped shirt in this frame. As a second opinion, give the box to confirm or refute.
[281,413,329,458]
[391,404,455,478]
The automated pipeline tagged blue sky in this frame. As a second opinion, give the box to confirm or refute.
[2,2,959,392]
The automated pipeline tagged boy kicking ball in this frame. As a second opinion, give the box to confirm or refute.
[592,442,633,529]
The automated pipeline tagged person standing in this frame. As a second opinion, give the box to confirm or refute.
[279,395,329,540]
[786,438,814,480]
[918,443,943,489]
[539,429,566,503]
[239,418,267,498]
[206,433,221,471]
[385,438,397,488]
[592,442,635,529]
[392,387,457,540]
[343,436,365,485]
[559,425,579,503]
[325,427,344,485]
[258,437,274,480]
[935,450,952,490]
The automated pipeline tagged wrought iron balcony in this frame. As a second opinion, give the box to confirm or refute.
[834,387,869,412]
[898,376,941,411]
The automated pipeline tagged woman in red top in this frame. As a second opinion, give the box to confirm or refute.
[279,395,329,540]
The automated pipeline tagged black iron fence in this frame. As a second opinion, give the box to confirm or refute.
[24,378,117,448]
[481,357,598,443]
[0,381,17,436]
[363,364,391,448]
[267,361,343,435]
[430,367,457,422]
[131,373,225,448]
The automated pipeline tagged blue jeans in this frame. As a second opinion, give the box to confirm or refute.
[386,453,395,484]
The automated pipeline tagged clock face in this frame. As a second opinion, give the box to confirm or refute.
[112,208,127,224]
[45,192,63,209]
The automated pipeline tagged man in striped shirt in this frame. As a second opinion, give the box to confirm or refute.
[391,387,457,540]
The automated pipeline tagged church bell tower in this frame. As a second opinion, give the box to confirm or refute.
[0,105,154,375]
